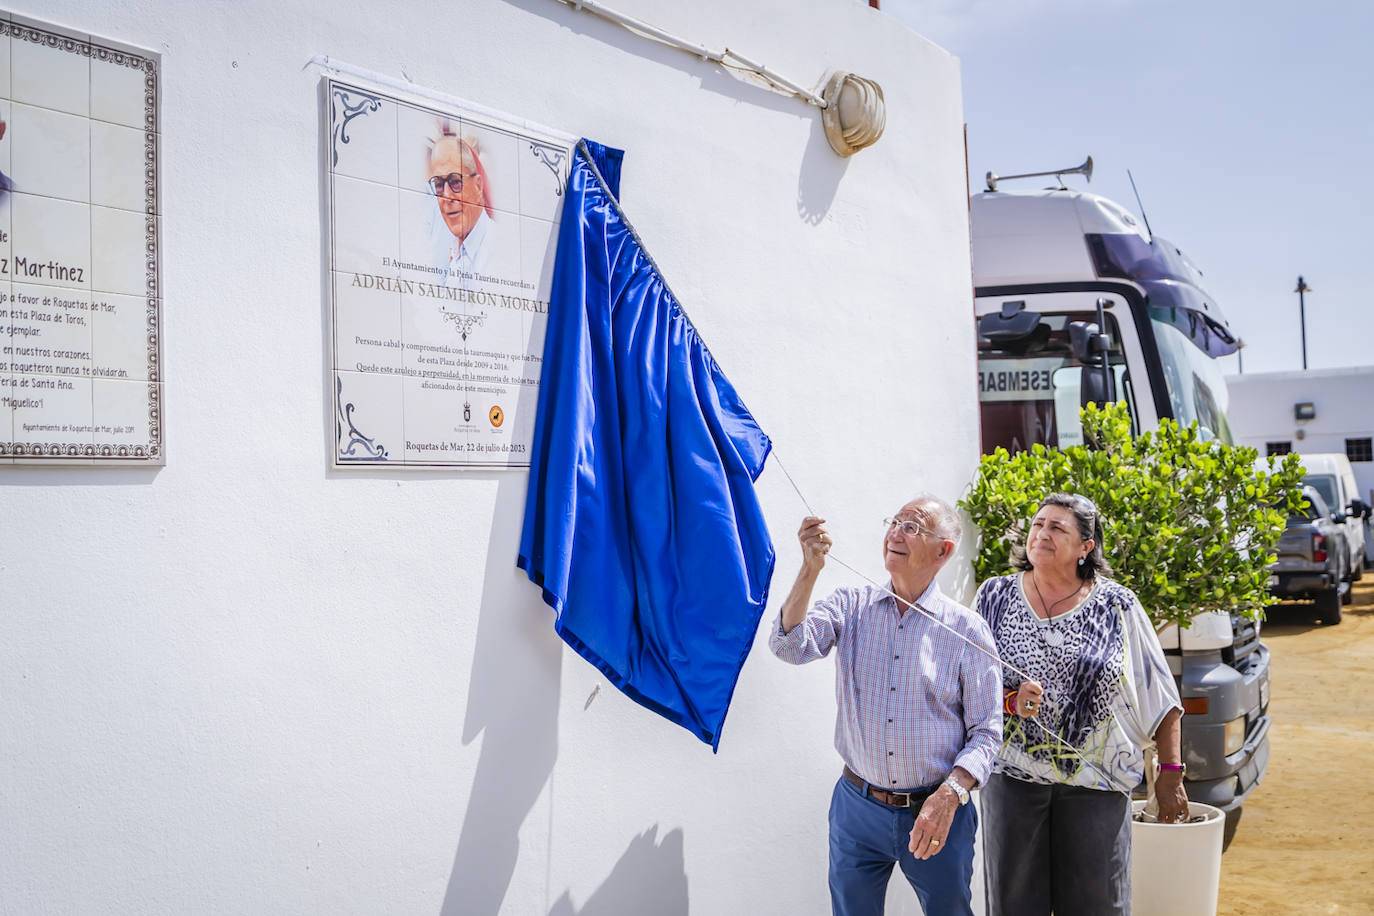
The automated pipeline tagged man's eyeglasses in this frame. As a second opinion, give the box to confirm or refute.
[883,517,937,539]
[429,171,478,197]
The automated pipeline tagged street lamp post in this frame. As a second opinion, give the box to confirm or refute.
[1295,275,1311,370]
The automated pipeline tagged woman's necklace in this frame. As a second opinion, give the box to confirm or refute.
[1028,572,1083,647]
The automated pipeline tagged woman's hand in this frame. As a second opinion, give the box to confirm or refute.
[1154,769,1189,823]
[1152,708,1189,822]
[1015,680,1043,718]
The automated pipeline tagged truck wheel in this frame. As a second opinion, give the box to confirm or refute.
[1316,586,1343,625]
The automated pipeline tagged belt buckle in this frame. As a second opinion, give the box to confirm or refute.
[890,790,915,808]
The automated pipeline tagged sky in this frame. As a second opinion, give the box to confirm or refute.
[883,0,1373,377]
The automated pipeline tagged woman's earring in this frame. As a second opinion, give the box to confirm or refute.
[1078,556,1085,567]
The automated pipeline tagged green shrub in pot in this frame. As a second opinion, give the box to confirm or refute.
[960,402,1305,628]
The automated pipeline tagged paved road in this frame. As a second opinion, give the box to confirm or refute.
[1217,577,1374,914]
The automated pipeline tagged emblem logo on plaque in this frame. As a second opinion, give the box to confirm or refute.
[489,405,504,428]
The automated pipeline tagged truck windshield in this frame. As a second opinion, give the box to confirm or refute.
[977,313,1133,452]
[1150,317,1234,444]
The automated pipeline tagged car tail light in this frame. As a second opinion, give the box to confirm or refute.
[1313,532,1327,563]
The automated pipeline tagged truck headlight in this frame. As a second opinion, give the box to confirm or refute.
[1225,716,1247,756]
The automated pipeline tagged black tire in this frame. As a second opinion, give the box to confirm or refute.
[1316,585,1343,625]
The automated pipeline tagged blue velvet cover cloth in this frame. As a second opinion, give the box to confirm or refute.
[518,139,775,750]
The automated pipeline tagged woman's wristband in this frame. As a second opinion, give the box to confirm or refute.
[1157,762,1186,775]
[1003,689,1017,715]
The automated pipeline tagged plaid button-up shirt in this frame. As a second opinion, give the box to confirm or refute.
[771,580,1003,791]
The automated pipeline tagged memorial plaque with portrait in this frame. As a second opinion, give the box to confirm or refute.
[0,13,162,465]
[324,78,571,469]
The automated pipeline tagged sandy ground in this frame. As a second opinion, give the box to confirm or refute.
[1216,576,1374,915]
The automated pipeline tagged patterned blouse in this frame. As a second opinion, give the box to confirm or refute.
[974,573,1181,794]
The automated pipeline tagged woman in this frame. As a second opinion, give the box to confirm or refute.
[975,493,1187,916]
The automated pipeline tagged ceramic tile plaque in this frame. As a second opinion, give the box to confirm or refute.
[0,13,162,465]
[324,78,571,469]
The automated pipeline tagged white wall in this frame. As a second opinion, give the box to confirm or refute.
[1227,367,1374,503]
[0,2,981,913]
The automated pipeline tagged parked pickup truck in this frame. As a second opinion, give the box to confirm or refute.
[1269,485,1351,625]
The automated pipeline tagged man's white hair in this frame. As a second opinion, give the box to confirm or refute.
[909,493,962,543]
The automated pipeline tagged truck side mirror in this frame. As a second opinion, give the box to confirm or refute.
[1080,364,1115,408]
[1349,498,1370,518]
[1069,320,1116,407]
[1067,320,1105,364]
[1332,511,1348,524]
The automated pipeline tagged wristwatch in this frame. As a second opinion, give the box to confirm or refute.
[944,775,970,806]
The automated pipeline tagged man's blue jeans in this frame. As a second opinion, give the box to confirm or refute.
[828,774,977,916]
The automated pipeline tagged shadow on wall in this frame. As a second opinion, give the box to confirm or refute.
[947,527,981,604]
[442,476,564,915]
[797,115,848,226]
[548,826,689,916]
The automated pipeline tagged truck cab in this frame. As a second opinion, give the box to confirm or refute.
[970,174,1270,847]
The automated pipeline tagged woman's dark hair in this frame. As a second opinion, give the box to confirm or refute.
[1009,492,1112,580]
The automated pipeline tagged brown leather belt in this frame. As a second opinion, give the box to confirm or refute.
[843,765,935,809]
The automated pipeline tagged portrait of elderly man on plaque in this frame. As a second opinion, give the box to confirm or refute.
[423,121,519,288]
[325,79,570,469]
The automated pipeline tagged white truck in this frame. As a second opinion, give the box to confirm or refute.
[969,160,1270,848]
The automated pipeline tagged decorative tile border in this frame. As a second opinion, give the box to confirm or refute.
[0,13,162,464]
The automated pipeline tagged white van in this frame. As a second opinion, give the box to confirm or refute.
[1299,453,1368,576]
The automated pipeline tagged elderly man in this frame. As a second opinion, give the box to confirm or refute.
[771,495,1002,916]
[426,129,495,284]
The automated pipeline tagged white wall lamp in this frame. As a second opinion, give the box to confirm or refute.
[820,71,886,157]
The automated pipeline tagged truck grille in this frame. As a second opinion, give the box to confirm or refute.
[1225,614,1263,670]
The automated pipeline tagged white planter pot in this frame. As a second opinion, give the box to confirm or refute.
[1129,800,1225,916]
